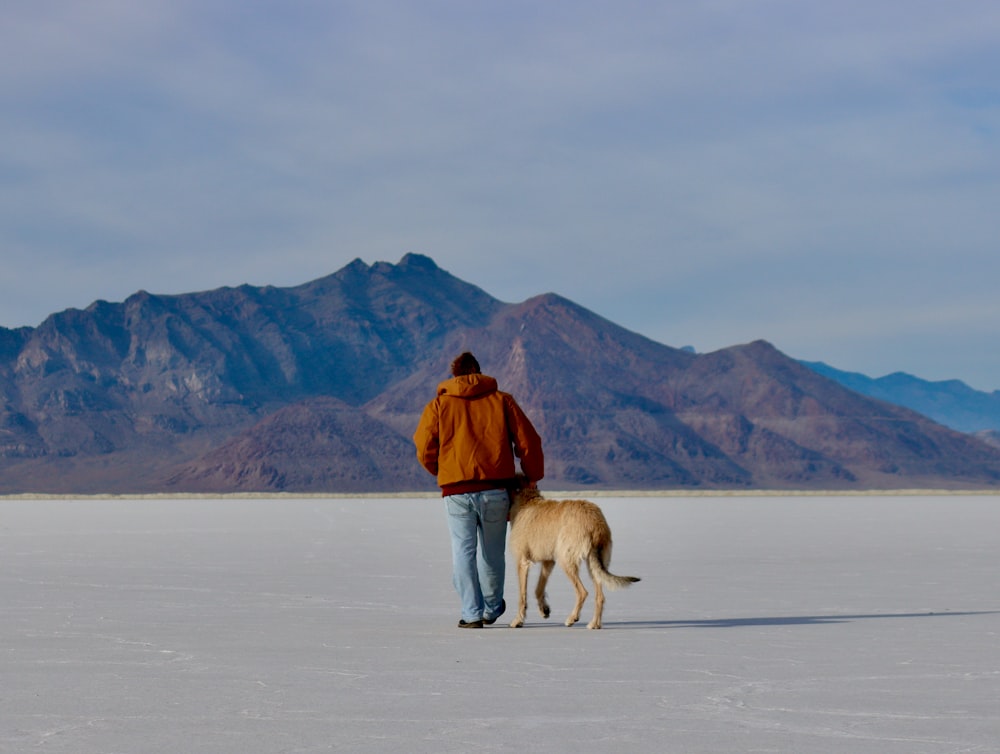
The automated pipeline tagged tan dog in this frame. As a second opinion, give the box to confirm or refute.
[507,478,640,629]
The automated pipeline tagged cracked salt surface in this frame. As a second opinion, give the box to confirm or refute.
[2,494,999,753]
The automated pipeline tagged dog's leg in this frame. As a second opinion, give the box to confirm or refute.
[509,556,531,628]
[560,558,588,627]
[587,566,605,630]
[535,560,554,619]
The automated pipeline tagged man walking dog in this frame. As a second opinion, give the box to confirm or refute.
[414,352,544,628]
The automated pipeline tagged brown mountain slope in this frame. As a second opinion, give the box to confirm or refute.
[3,254,1000,492]
[0,254,501,492]
[165,397,427,493]
[174,288,1000,492]
[672,340,1000,488]
[392,294,750,488]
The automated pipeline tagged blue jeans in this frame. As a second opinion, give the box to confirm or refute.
[445,489,510,622]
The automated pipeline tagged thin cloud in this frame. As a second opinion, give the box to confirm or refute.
[1,0,998,388]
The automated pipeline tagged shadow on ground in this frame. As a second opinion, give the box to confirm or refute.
[598,610,1000,629]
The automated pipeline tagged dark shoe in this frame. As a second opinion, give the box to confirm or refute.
[458,619,484,628]
[483,599,506,625]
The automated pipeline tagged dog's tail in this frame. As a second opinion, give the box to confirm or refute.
[588,548,640,590]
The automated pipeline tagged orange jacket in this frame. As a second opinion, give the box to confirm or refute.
[413,374,544,495]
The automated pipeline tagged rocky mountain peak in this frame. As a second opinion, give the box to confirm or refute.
[2,254,1000,493]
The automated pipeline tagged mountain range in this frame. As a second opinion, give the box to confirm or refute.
[2,253,999,493]
[802,361,1000,441]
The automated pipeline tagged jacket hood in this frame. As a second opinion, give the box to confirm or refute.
[436,374,498,399]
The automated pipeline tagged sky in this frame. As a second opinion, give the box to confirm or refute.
[2,1,999,390]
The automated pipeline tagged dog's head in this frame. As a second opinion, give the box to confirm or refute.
[507,473,542,507]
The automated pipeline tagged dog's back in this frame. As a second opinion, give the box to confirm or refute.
[509,492,613,566]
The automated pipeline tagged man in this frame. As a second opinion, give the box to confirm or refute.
[413,352,544,628]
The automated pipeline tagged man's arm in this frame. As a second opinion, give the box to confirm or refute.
[412,401,440,476]
[504,394,544,482]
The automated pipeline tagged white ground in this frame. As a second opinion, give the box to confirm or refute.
[2,493,998,754]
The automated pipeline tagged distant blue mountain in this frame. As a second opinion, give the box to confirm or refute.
[801,362,1000,434]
